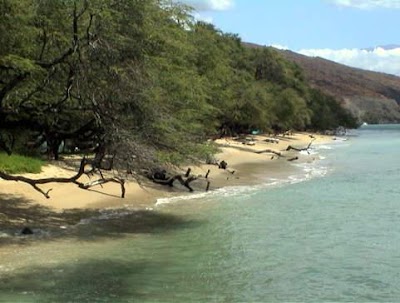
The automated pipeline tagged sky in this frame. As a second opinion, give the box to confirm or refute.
[178,0,400,76]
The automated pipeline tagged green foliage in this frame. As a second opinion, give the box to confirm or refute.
[0,0,358,171]
[0,153,44,174]
[308,89,358,130]
[156,141,218,166]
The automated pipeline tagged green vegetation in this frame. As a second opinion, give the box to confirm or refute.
[0,0,358,173]
[0,153,44,174]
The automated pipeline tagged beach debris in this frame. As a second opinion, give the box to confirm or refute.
[148,167,210,192]
[217,161,235,175]
[21,227,34,235]
[184,168,191,177]
[283,130,293,136]
[255,149,282,157]
[287,156,299,162]
[218,160,228,169]
[235,136,256,145]
[265,138,280,144]
[0,157,126,199]
[286,138,315,154]
[153,169,167,180]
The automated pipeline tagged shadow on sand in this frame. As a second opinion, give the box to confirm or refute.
[0,193,201,246]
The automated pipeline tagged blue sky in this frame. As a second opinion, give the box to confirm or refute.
[178,0,400,75]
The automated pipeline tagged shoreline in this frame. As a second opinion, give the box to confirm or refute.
[0,132,333,213]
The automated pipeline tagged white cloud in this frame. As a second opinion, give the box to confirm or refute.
[193,12,213,23]
[297,47,400,76]
[269,44,289,50]
[328,0,400,10]
[178,0,234,11]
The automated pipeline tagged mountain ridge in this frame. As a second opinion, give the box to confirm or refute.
[243,42,400,123]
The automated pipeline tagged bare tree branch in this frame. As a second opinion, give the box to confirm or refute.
[285,138,316,154]
[255,149,283,157]
[0,158,125,199]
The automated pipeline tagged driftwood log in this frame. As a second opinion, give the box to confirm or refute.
[148,168,210,192]
[151,175,197,192]
[255,149,283,157]
[0,157,125,199]
[285,138,315,154]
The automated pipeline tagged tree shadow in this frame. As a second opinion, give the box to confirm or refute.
[0,194,202,246]
[0,258,155,302]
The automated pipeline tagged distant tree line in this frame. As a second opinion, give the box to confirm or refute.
[0,0,358,172]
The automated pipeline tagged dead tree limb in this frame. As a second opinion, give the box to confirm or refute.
[151,174,198,192]
[255,149,283,157]
[149,167,214,192]
[79,177,125,198]
[286,138,315,154]
[0,158,125,199]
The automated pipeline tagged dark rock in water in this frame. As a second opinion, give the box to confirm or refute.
[21,227,34,235]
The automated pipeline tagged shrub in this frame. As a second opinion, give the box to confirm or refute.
[0,153,44,174]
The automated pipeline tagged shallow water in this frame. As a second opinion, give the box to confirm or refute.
[1,125,400,302]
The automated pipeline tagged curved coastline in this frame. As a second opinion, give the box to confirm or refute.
[0,132,340,261]
[0,132,336,213]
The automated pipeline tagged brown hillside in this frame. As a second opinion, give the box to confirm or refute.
[243,42,400,123]
[279,49,400,123]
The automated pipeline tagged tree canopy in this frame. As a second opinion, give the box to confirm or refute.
[0,0,358,172]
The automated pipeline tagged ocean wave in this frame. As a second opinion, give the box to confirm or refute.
[299,149,318,156]
[315,144,333,150]
[155,161,331,206]
[154,139,342,207]
[155,185,267,206]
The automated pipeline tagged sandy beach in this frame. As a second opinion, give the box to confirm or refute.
[0,132,332,213]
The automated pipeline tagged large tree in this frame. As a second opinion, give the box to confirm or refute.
[0,0,358,177]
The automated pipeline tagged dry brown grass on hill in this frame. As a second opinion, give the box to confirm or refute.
[278,49,400,123]
[243,42,400,123]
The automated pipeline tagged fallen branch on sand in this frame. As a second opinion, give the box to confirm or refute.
[285,138,315,154]
[148,168,210,192]
[255,149,283,157]
[0,157,126,199]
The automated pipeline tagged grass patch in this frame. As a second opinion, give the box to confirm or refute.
[0,153,45,174]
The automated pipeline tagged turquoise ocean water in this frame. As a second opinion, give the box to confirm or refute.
[1,124,400,302]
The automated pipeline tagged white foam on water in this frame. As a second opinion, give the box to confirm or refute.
[154,139,345,207]
[315,144,333,150]
[332,136,348,142]
[155,181,281,206]
[299,149,318,156]
[155,160,331,207]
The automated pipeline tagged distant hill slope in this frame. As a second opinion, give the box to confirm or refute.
[244,42,400,123]
[279,50,400,124]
